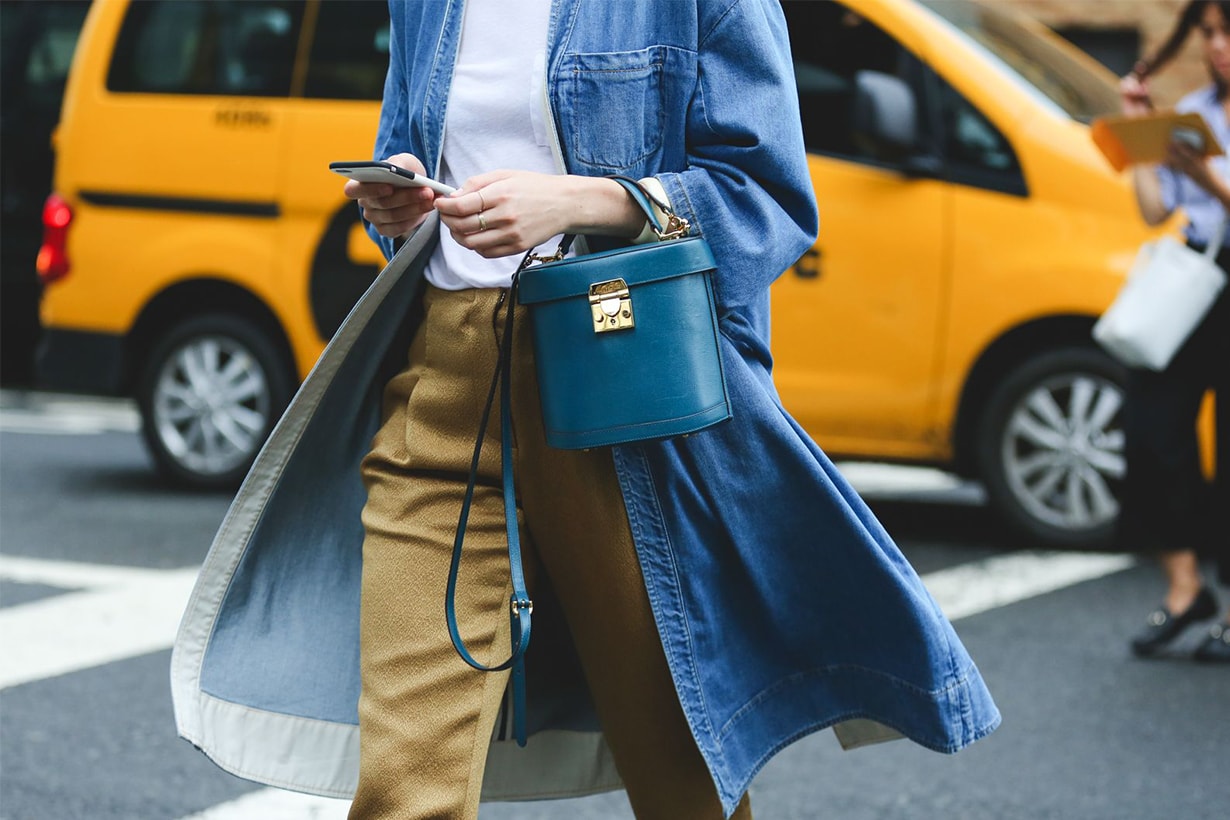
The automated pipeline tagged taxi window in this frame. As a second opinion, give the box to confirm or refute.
[783,0,1025,196]
[919,0,1119,123]
[933,75,1025,193]
[784,1,926,160]
[303,0,390,101]
[0,1,89,115]
[107,0,304,97]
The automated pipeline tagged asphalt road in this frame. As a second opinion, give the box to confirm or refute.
[1,391,1226,820]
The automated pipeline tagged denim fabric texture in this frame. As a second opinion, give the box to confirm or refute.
[176,1,1000,815]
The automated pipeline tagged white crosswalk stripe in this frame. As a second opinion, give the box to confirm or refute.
[0,389,139,435]
[0,556,199,689]
[924,550,1135,620]
[0,550,1135,694]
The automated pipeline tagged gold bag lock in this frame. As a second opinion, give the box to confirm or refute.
[588,278,635,333]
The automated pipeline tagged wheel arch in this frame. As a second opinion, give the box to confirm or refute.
[122,277,297,394]
[951,314,1102,477]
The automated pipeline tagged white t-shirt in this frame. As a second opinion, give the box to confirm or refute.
[424,0,560,290]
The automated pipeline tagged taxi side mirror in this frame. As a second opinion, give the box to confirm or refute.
[851,70,918,160]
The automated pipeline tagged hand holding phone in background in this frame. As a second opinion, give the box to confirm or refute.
[1170,126,1206,152]
[1090,110,1223,172]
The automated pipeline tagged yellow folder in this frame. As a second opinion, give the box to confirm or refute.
[1090,110,1222,172]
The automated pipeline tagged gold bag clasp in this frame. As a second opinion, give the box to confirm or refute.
[588,278,634,333]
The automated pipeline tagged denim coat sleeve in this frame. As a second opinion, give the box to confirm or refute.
[364,1,406,263]
[653,0,819,310]
[365,0,451,262]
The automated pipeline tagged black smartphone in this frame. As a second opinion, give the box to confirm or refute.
[329,161,456,195]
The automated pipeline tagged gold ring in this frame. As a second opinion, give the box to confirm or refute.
[477,190,487,212]
[477,212,487,232]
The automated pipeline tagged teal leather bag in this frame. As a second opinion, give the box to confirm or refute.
[517,176,731,449]
[447,177,730,746]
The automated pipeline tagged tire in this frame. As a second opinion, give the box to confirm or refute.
[136,314,294,489]
[975,346,1128,548]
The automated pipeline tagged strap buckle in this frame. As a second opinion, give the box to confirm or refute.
[653,213,690,241]
[524,249,566,266]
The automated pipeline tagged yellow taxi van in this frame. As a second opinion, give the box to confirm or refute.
[773,0,1169,548]
[39,0,390,486]
[39,0,1166,548]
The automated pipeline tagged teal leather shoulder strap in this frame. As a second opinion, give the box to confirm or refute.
[445,269,533,746]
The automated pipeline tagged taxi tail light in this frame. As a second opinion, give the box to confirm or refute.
[37,193,73,285]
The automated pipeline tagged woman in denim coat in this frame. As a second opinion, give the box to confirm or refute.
[172,1,1000,817]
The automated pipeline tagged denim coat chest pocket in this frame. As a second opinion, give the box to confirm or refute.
[555,46,690,172]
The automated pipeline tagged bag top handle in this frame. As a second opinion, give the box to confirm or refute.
[607,175,690,240]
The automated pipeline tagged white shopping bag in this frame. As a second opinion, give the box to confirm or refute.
[1093,228,1227,371]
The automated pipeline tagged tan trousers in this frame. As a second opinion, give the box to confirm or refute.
[349,286,751,820]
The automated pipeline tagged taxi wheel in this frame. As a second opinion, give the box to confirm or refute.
[136,314,293,489]
[976,346,1128,548]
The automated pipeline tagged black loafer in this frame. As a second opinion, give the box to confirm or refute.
[1193,622,1230,663]
[1130,587,1219,658]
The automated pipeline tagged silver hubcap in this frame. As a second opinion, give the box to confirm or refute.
[1001,372,1124,532]
[152,336,270,477]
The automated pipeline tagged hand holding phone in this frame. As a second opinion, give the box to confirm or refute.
[329,161,457,196]
[1171,126,1206,152]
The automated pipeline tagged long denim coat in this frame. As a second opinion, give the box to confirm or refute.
[172,1,1000,815]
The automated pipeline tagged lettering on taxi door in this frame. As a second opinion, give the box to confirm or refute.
[793,247,823,279]
[214,108,272,128]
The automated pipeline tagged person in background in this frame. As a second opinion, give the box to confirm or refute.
[1118,0,1230,662]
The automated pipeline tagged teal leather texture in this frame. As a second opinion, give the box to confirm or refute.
[518,236,731,449]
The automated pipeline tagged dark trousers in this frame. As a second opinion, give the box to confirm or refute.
[1117,249,1230,583]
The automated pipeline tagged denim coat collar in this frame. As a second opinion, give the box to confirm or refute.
[173,2,999,814]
